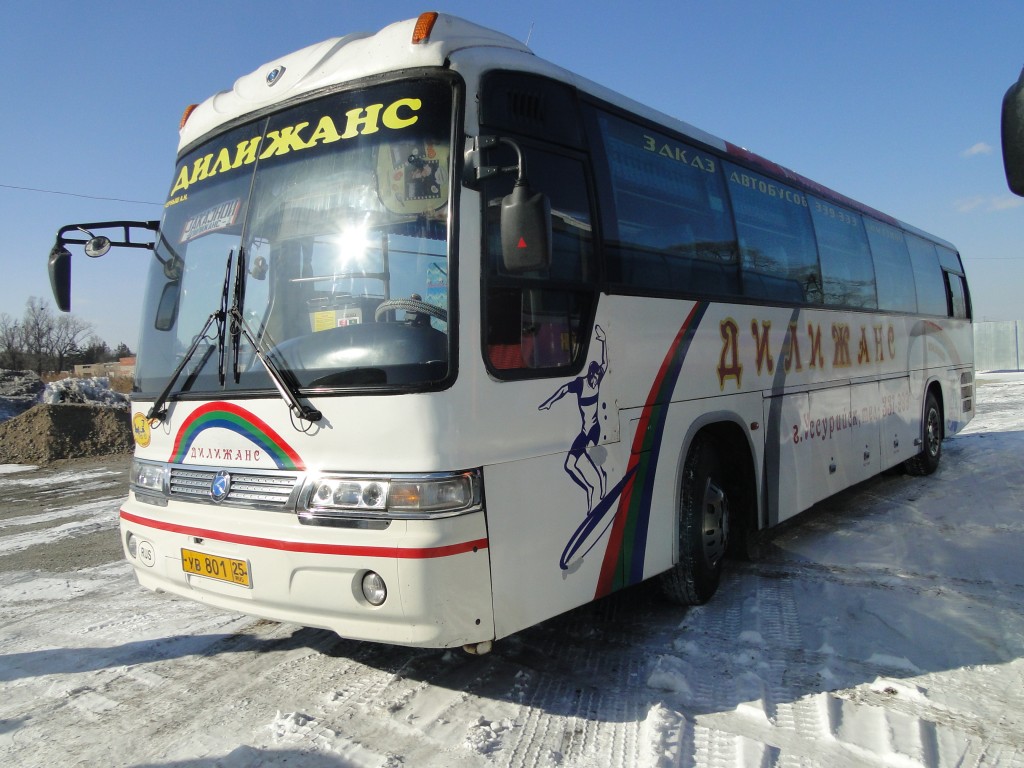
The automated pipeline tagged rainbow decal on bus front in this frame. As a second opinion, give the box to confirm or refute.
[595,301,708,597]
[168,402,306,470]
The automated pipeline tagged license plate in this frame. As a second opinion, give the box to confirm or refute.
[181,548,251,588]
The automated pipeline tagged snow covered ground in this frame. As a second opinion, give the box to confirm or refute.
[1,375,1023,767]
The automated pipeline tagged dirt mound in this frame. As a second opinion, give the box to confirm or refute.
[0,403,133,465]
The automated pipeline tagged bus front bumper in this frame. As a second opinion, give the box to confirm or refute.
[119,500,494,649]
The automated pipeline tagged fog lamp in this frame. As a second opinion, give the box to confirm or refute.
[361,571,387,606]
[126,531,139,559]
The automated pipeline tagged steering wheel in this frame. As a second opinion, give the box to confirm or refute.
[374,296,447,324]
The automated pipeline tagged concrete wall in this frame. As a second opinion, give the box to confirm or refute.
[974,321,1023,372]
[72,360,135,379]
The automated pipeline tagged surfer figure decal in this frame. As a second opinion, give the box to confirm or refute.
[539,324,634,577]
[538,324,608,512]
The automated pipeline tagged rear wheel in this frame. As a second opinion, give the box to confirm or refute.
[904,390,943,476]
[661,436,730,605]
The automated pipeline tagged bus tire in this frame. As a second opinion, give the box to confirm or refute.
[661,436,729,606]
[904,390,943,476]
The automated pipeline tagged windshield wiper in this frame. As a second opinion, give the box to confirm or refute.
[146,250,232,423]
[146,247,321,424]
[229,246,322,423]
[228,305,323,423]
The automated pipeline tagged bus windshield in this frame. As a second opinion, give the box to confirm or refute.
[135,77,454,396]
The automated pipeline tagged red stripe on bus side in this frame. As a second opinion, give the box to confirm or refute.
[120,510,488,559]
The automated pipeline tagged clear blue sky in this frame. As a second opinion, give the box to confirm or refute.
[3,0,1023,349]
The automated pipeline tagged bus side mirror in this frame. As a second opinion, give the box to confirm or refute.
[48,243,72,312]
[84,235,112,258]
[501,183,552,273]
[1002,67,1024,196]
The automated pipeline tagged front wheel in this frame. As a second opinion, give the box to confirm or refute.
[661,436,730,605]
[904,390,943,476]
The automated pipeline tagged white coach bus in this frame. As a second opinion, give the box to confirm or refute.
[48,13,973,652]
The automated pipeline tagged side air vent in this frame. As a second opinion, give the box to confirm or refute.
[507,89,546,126]
[480,71,582,148]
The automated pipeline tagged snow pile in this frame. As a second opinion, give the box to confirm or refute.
[0,369,44,422]
[0,370,130,425]
[42,376,129,410]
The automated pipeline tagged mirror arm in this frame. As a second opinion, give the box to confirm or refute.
[48,220,161,311]
[466,135,527,185]
[55,220,159,251]
[464,134,552,273]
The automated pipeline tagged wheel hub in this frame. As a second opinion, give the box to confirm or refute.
[926,407,941,456]
[702,479,729,567]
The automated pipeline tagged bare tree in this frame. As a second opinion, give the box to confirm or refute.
[50,313,94,374]
[22,297,56,375]
[0,312,24,369]
[80,335,112,364]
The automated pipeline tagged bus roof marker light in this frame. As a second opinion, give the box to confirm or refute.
[179,104,199,131]
[412,12,439,44]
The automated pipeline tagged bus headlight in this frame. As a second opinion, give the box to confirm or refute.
[311,479,388,511]
[131,459,167,493]
[303,470,481,519]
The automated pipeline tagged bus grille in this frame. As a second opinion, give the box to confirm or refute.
[168,467,298,508]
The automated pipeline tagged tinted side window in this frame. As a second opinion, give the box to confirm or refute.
[936,245,964,274]
[906,236,947,316]
[809,197,877,309]
[482,146,596,376]
[945,272,969,319]
[592,111,739,296]
[864,219,917,312]
[725,163,822,304]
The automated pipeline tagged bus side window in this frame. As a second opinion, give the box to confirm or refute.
[864,218,917,313]
[808,197,877,309]
[483,147,596,376]
[724,162,822,305]
[486,288,530,369]
[945,271,970,319]
[588,109,740,298]
[906,236,948,316]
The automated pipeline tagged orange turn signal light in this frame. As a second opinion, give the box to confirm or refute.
[179,103,199,131]
[412,12,439,44]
